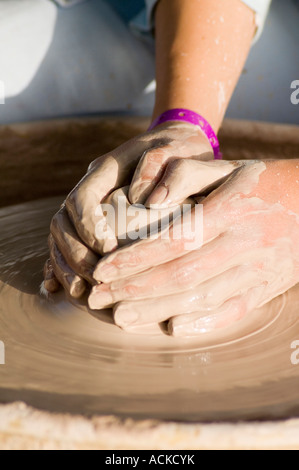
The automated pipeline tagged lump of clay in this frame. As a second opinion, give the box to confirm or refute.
[102,186,195,247]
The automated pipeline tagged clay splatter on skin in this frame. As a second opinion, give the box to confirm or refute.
[89,160,299,339]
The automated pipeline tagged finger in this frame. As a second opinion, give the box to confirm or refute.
[169,296,249,337]
[93,160,262,283]
[169,286,265,337]
[129,126,214,205]
[145,159,239,206]
[93,199,218,283]
[65,158,119,256]
[89,229,268,310]
[128,146,174,205]
[50,206,99,284]
[119,322,164,335]
[42,259,61,294]
[113,265,261,328]
[48,234,87,299]
[65,140,155,256]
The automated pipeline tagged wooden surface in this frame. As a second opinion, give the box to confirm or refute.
[0,117,299,208]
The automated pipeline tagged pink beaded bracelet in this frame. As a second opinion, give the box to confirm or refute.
[148,108,222,160]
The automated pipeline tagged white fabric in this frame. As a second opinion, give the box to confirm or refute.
[242,0,272,18]
[145,0,158,27]
[241,0,272,42]
[145,0,272,41]
[0,0,57,98]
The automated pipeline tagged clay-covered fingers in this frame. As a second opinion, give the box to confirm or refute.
[128,124,214,205]
[169,286,266,337]
[169,296,249,337]
[113,265,262,329]
[64,140,150,256]
[128,146,174,205]
[145,160,239,207]
[50,206,99,284]
[89,231,267,310]
[93,160,257,284]
[93,198,223,285]
[48,234,87,299]
[42,259,60,294]
[65,156,122,256]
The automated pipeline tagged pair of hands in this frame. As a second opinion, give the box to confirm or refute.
[44,121,213,294]
[44,122,299,336]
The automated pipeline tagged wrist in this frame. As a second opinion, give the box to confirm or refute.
[149,108,222,159]
[153,100,222,134]
[148,120,214,157]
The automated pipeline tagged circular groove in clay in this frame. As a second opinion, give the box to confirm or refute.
[1,197,299,422]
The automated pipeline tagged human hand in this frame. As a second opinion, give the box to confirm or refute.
[43,122,214,298]
[89,159,299,336]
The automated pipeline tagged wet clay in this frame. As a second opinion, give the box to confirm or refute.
[1,197,299,421]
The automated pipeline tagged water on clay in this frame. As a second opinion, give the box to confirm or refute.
[1,197,299,422]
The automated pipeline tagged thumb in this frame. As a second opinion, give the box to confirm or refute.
[145,159,241,207]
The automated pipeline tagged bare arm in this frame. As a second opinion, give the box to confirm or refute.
[153,0,256,132]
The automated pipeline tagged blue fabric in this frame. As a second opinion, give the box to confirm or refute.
[52,0,272,42]
[104,0,145,23]
[104,0,272,42]
[52,0,147,22]
[102,0,156,44]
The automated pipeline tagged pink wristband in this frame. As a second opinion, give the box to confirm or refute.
[148,108,222,160]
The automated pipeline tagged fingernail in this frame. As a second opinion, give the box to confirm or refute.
[169,321,193,337]
[70,279,86,299]
[102,238,118,255]
[146,185,169,206]
[88,287,113,310]
[94,263,117,283]
[43,278,60,293]
[129,182,151,205]
[114,308,138,328]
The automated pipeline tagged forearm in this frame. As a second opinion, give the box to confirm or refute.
[153,0,256,133]
[251,159,299,215]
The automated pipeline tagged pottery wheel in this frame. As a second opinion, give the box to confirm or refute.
[1,196,299,422]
